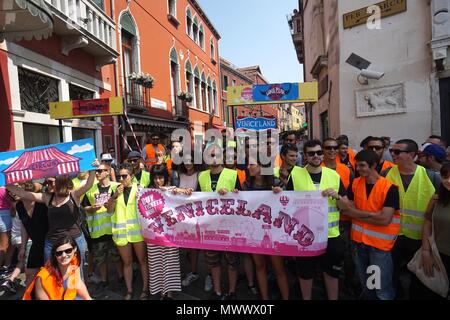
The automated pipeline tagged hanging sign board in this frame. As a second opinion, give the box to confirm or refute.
[49,97,124,119]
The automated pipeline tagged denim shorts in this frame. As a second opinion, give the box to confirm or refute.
[0,209,12,233]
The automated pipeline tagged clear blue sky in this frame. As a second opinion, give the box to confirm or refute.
[197,0,304,83]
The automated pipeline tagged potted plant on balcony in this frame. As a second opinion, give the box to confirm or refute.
[177,91,193,103]
[128,72,155,89]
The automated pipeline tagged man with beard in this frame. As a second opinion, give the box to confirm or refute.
[364,137,394,174]
[127,151,151,188]
[286,139,346,300]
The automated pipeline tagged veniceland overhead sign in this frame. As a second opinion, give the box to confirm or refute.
[236,117,277,131]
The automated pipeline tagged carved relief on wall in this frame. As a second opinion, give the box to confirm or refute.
[355,83,405,118]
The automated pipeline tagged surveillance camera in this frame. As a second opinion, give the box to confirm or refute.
[359,69,385,80]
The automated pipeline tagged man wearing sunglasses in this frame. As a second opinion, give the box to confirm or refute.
[322,138,353,189]
[81,163,123,297]
[364,137,394,174]
[143,133,167,169]
[285,139,346,300]
[383,139,439,298]
[127,151,151,188]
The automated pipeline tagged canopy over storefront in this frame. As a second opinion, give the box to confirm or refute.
[0,0,53,42]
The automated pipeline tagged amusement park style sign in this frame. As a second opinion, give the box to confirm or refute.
[236,116,277,131]
[137,189,329,257]
[49,97,124,119]
[0,139,96,186]
[226,82,318,106]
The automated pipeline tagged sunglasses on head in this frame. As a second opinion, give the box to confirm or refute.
[389,148,411,155]
[306,150,324,157]
[96,169,109,174]
[323,146,338,151]
[55,247,74,257]
[367,145,384,151]
[119,174,129,180]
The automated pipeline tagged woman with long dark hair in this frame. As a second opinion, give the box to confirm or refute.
[413,162,450,299]
[147,164,189,300]
[7,165,98,271]
[244,155,290,300]
[23,235,91,300]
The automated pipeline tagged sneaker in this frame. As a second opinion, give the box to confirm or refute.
[0,279,16,294]
[204,274,213,292]
[182,272,200,287]
[87,273,102,285]
[248,285,259,295]
[225,292,237,300]
[211,292,225,300]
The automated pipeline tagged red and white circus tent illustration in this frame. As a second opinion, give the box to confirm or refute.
[2,147,81,184]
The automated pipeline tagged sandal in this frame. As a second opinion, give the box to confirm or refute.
[139,291,149,300]
[123,292,133,300]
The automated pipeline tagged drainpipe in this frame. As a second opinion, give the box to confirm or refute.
[111,0,122,162]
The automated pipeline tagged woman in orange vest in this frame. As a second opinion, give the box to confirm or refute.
[337,150,400,300]
[23,235,91,300]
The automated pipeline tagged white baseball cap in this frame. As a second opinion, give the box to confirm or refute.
[100,153,113,161]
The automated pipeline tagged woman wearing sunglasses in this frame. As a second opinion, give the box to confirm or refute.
[23,235,91,300]
[106,163,148,300]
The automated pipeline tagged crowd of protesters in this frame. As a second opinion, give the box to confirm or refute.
[0,130,449,300]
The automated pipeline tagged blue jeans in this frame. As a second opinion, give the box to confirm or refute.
[351,241,395,300]
[45,234,87,280]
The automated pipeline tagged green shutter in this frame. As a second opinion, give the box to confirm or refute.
[120,12,136,36]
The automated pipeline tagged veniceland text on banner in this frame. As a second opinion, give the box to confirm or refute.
[137,190,328,257]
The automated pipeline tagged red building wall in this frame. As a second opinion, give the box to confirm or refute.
[0,49,15,151]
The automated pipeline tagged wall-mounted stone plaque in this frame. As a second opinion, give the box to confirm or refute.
[355,83,405,117]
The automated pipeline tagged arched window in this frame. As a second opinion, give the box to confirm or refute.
[186,8,192,37]
[199,24,205,50]
[193,66,200,109]
[207,76,212,114]
[201,72,207,111]
[210,37,215,59]
[120,11,139,105]
[170,47,180,113]
[212,80,218,116]
[193,16,199,43]
[185,59,193,97]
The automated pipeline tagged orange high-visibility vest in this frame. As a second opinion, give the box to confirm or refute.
[237,169,246,188]
[381,160,394,173]
[145,144,165,166]
[274,154,282,168]
[350,176,400,251]
[337,152,355,171]
[321,162,350,189]
[23,261,80,300]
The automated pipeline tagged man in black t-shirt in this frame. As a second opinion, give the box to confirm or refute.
[338,150,399,300]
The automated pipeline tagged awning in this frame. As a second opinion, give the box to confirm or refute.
[128,113,189,130]
[0,0,53,42]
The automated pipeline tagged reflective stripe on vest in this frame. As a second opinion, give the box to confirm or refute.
[111,183,143,246]
[132,170,151,188]
[350,176,400,251]
[198,168,238,192]
[386,165,435,240]
[291,166,341,238]
[85,183,119,239]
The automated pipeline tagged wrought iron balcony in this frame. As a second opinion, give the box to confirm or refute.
[124,82,151,113]
[173,98,188,121]
[44,0,118,68]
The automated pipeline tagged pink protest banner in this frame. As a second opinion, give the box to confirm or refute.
[137,190,329,257]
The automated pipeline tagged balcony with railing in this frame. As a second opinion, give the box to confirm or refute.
[44,0,118,68]
[124,82,151,113]
[287,8,304,64]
